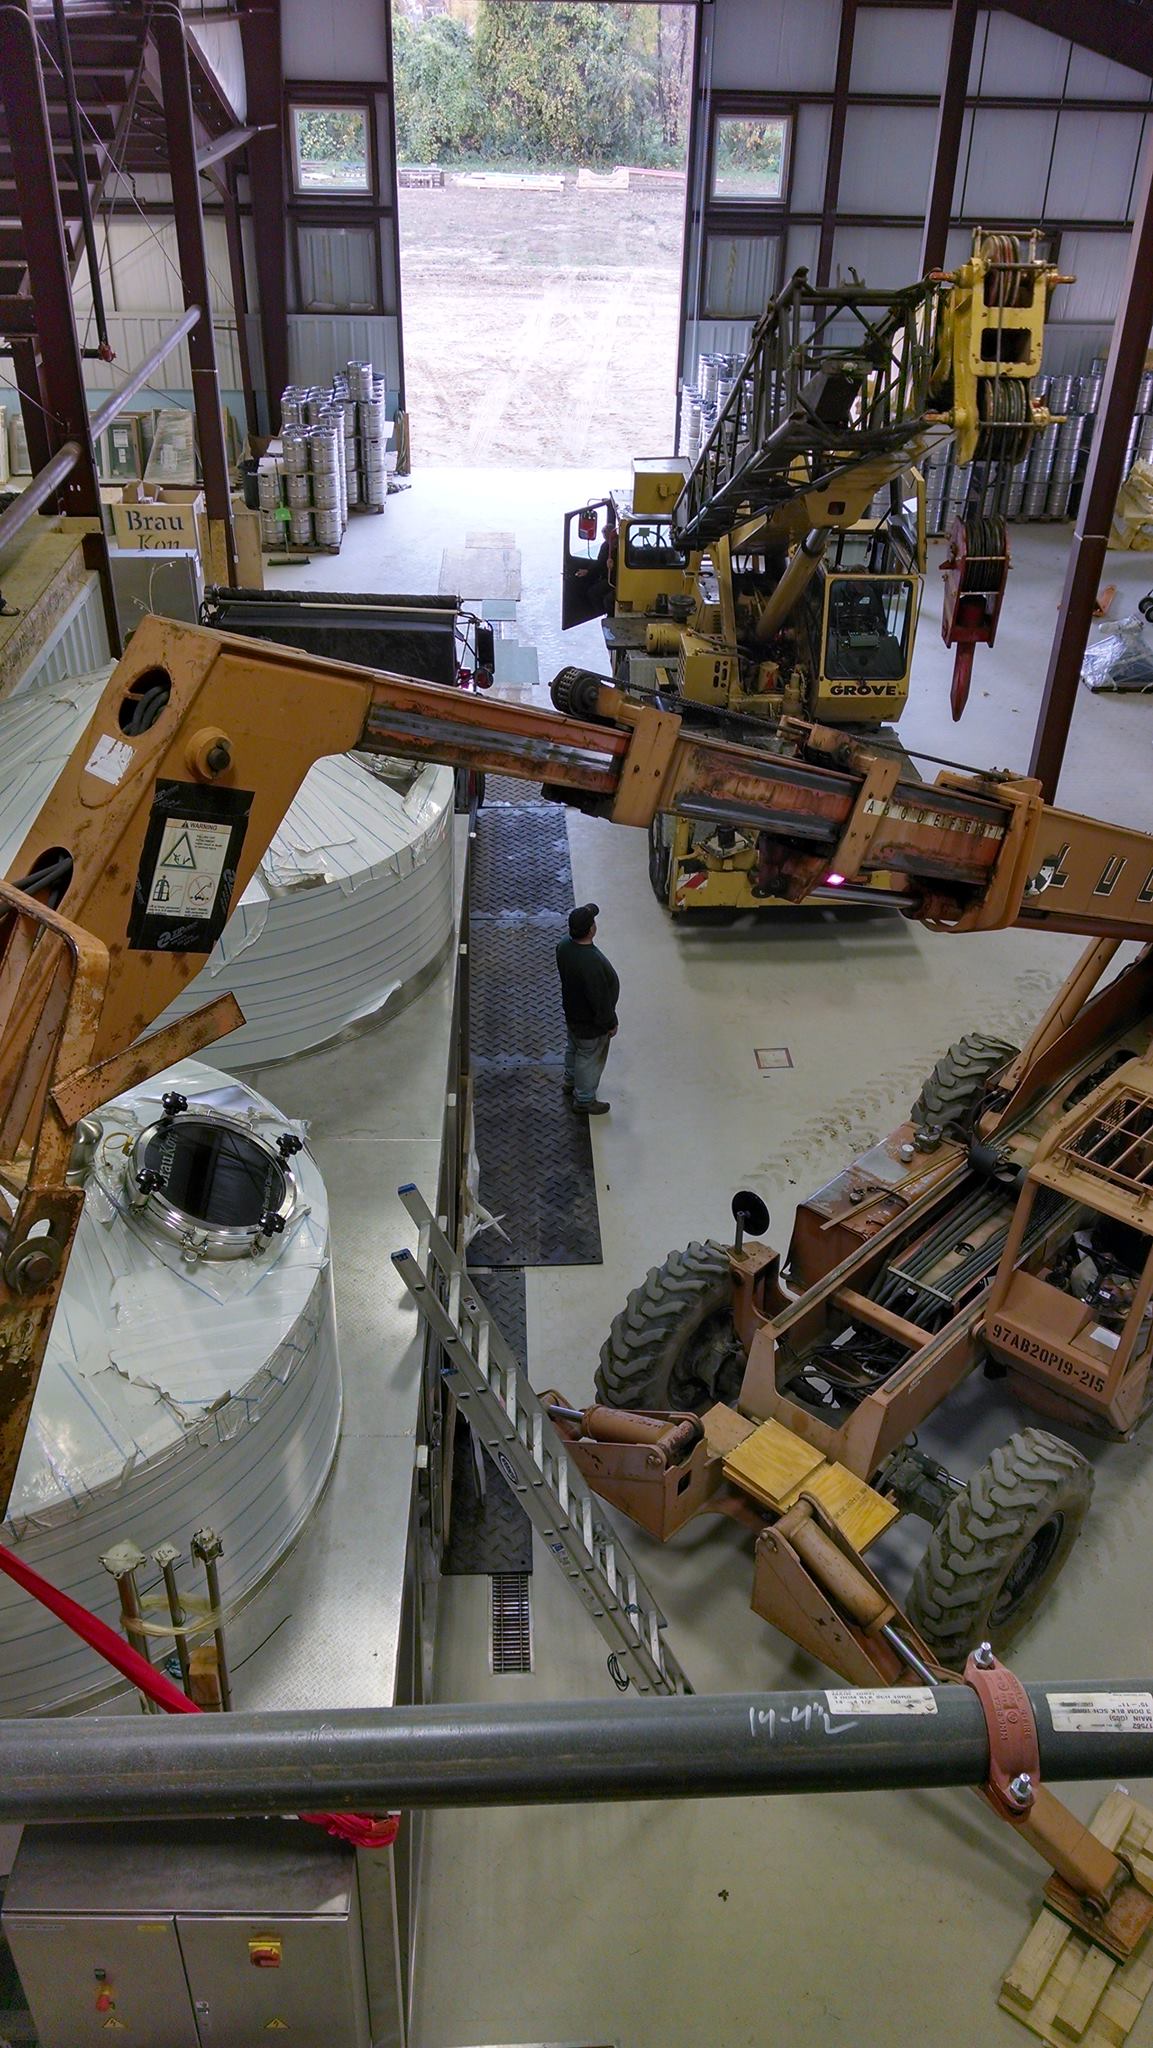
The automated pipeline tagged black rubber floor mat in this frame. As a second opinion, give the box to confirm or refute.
[483,773,550,809]
[470,915,568,1064]
[470,799,602,1266]
[471,1066,601,1265]
[471,806,573,915]
[442,1269,533,1576]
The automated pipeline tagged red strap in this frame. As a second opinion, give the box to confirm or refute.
[0,1538,399,1848]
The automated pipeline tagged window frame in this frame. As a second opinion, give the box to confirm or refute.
[706,95,795,211]
[288,94,377,201]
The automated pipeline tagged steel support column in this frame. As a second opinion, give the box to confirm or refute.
[919,0,977,273]
[1029,129,1153,798]
[222,167,259,438]
[151,3,236,585]
[816,0,857,287]
[239,0,289,427]
[0,3,102,524]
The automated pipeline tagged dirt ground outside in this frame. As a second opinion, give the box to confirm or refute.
[397,174,687,470]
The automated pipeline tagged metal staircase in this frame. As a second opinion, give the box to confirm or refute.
[393,1184,692,1697]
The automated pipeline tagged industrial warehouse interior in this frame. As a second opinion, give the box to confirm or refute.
[7,1,1153,2044]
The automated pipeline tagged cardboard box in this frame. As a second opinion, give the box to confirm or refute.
[230,497,264,589]
[143,406,197,485]
[110,483,207,558]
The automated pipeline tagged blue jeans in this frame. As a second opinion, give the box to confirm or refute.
[564,1029,611,1105]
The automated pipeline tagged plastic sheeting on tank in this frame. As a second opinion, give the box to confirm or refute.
[0,1059,341,1715]
[0,666,456,1066]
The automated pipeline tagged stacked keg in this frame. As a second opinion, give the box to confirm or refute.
[256,361,391,552]
[1004,358,1153,525]
[677,351,744,466]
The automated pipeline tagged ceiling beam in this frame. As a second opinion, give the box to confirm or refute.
[998,0,1153,77]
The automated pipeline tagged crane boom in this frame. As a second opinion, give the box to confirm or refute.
[0,614,1150,1515]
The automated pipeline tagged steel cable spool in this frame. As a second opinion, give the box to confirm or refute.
[975,376,1032,466]
[980,230,1028,308]
[959,514,1006,594]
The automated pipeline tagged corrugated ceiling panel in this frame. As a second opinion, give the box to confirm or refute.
[1056,232,1132,322]
[1065,46,1152,102]
[969,13,1070,98]
[711,0,839,91]
[829,225,920,289]
[960,108,1058,219]
[296,224,378,312]
[850,8,949,94]
[786,223,820,278]
[282,0,390,83]
[789,104,832,215]
[839,107,937,215]
[1045,110,1145,222]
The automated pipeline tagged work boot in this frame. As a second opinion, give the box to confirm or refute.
[573,1099,609,1116]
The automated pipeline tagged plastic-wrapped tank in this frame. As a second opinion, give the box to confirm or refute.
[0,1059,340,1714]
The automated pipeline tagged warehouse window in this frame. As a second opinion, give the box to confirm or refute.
[709,111,791,204]
[291,105,371,195]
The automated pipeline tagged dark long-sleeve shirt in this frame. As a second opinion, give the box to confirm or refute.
[556,937,619,1037]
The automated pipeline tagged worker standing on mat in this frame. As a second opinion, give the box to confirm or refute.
[556,903,619,1117]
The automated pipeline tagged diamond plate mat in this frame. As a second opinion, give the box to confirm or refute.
[442,1268,532,1576]
[470,803,602,1266]
[484,772,550,809]
[471,805,574,915]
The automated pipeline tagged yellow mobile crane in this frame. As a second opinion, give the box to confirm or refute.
[5,619,1153,1961]
[561,231,1065,911]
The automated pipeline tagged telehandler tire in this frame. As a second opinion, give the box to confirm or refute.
[596,1241,744,1412]
[647,818,672,905]
[910,1032,1017,1135]
[906,1427,1092,1666]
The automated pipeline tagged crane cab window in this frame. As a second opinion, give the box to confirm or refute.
[822,576,914,683]
[624,519,686,572]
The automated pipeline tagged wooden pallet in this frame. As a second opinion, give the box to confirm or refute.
[1001,1790,1153,2044]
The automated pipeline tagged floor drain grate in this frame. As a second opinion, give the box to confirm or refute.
[490,1571,533,1673]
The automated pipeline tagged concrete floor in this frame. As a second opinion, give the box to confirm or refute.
[269,483,1153,2047]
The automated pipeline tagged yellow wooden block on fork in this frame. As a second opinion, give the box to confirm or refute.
[722,1417,825,1510]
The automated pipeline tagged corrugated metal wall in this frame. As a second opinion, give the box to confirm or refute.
[682,0,1153,392]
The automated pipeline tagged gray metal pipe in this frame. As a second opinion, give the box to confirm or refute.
[1,1685,1151,1825]
[0,442,83,557]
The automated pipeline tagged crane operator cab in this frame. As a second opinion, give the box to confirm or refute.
[800,523,922,725]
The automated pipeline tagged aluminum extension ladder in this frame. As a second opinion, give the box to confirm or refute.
[393,1185,691,1696]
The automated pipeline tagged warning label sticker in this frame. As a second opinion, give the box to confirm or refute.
[147,817,232,920]
[825,1688,938,1717]
[128,779,253,954]
[1047,1691,1153,1733]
